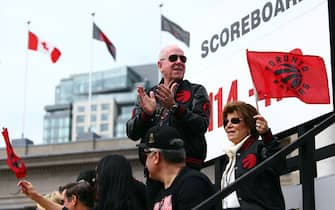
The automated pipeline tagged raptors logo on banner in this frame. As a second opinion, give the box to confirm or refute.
[247,49,330,104]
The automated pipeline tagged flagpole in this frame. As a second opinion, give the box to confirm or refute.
[158,2,163,82]
[254,87,260,113]
[247,49,260,113]
[88,13,95,136]
[159,3,163,49]
[22,20,31,140]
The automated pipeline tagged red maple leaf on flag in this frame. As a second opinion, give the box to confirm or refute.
[28,31,61,63]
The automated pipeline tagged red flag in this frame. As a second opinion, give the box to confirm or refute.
[246,49,330,104]
[28,31,61,63]
[1,128,27,179]
[93,23,116,60]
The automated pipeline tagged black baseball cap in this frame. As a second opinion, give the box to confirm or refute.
[137,126,184,150]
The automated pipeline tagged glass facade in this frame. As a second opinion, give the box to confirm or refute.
[54,66,142,105]
[115,104,134,138]
[43,64,157,144]
[43,105,71,144]
[55,79,74,105]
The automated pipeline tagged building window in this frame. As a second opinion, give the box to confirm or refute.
[119,105,133,120]
[76,115,85,123]
[91,115,96,122]
[90,125,96,132]
[77,106,85,112]
[120,105,133,116]
[50,119,55,127]
[101,113,109,121]
[101,103,110,110]
[55,119,60,127]
[58,128,64,138]
[58,118,63,128]
[115,122,126,138]
[91,104,97,112]
[76,126,85,135]
[100,123,109,132]
[52,129,58,139]
[64,127,69,135]
[44,119,50,129]
[44,130,51,139]
[65,118,70,127]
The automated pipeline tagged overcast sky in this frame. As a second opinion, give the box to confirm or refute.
[0,0,204,147]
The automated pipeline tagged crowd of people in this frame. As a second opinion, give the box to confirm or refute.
[18,44,286,210]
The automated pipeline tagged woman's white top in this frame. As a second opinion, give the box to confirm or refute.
[221,135,250,209]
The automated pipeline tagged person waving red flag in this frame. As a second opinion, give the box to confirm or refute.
[1,128,27,179]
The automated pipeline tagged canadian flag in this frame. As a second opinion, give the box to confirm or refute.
[28,31,61,63]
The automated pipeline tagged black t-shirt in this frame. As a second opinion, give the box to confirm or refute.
[152,167,216,210]
[131,179,147,210]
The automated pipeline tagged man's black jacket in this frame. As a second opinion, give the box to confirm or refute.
[126,79,211,169]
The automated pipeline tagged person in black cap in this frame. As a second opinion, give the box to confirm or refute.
[127,44,211,170]
[137,126,216,210]
[76,169,96,188]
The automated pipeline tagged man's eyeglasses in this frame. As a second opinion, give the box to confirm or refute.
[223,117,242,127]
[161,54,187,63]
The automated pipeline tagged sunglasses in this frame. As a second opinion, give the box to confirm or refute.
[223,117,242,127]
[143,148,161,155]
[161,54,187,63]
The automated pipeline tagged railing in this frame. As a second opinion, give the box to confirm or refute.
[193,112,335,210]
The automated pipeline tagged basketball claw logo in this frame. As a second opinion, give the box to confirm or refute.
[266,56,310,96]
[175,90,192,103]
[274,63,302,89]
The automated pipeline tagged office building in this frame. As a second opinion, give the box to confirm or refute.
[43,64,158,144]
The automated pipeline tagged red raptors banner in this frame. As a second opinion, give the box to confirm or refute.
[1,128,27,179]
[247,49,330,104]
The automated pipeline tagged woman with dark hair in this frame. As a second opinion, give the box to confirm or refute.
[221,101,285,210]
[94,154,146,210]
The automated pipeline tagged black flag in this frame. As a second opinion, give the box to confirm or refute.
[161,15,190,47]
[93,22,116,60]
